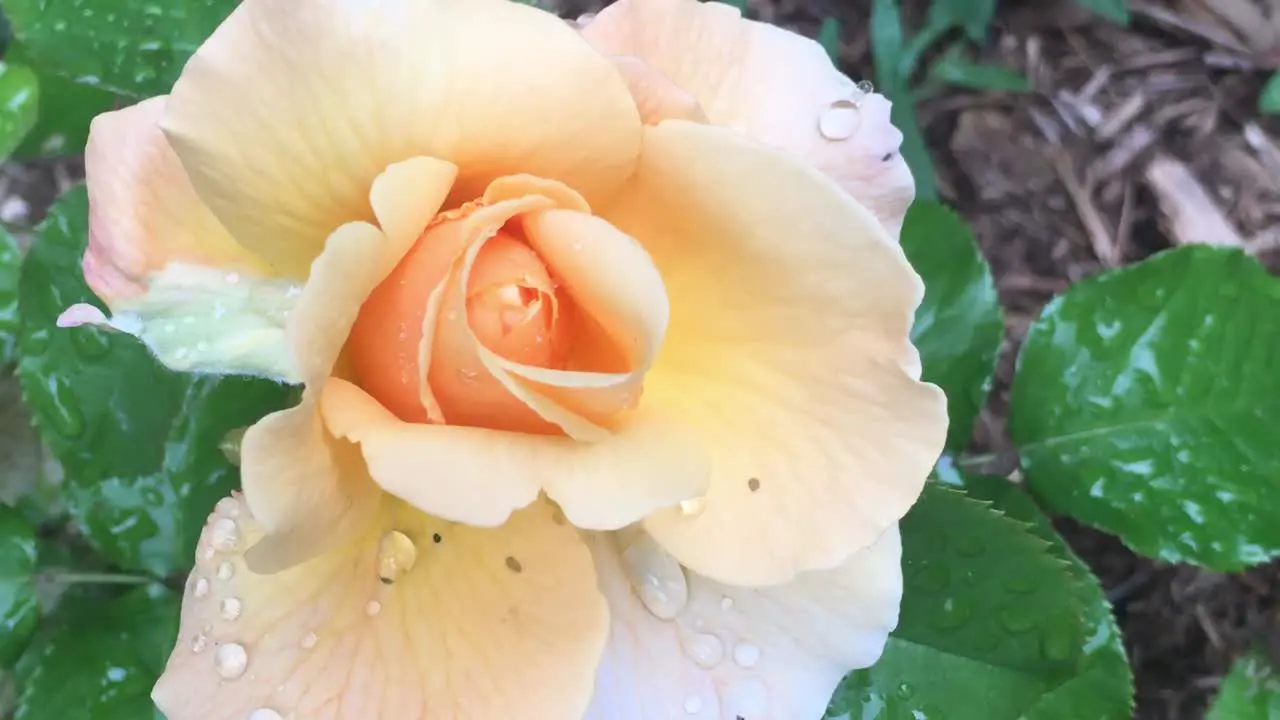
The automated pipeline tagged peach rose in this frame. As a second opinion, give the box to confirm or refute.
[60,0,947,717]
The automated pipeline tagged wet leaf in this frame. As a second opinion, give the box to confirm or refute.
[0,227,18,363]
[17,187,297,577]
[6,0,238,99]
[12,584,176,720]
[0,503,39,669]
[938,465,1135,720]
[902,201,1003,451]
[1010,247,1280,570]
[0,60,38,160]
[1206,654,1280,719]
[829,485,1087,719]
[6,45,118,158]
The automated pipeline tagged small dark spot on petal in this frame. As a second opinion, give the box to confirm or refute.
[747,477,761,492]
[882,153,894,162]
[379,577,394,585]
[505,556,523,573]
[432,533,443,544]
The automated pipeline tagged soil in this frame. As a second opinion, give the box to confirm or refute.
[4,1,1280,718]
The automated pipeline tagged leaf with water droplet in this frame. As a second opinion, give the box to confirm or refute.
[12,583,177,719]
[1010,247,1280,571]
[939,469,1134,720]
[901,202,1003,452]
[17,187,298,576]
[6,0,239,99]
[0,503,39,669]
[0,60,39,160]
[0,226,20,363]
[5,44,119,158]
[1205,653,1280,719]
[830,485,1090,720]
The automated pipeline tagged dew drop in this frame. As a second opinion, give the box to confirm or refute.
[214,643,248,679]
[818,100,860,141]
[927,597,972,631]
[247,709,282,720]
[720,596,734,611]
[1002,573,1036,595]
[954,536,985,558]
[191,633,209,653]
[913,564,950,594]
[998,605,1036,634]
[366,600,382,617]
[210,518,240,552]
[684,695,703,714]
[896,681,914,699]
[457,368,479,384]
[377,530,418,584]
[220,597,243,621]
[216,562,235,581]
[28,375,86,439]
[1039,622,1075,663]
[225,272,241,285]
[70,326,112,359]
[193,577,210,598]
[300,632,318,650]
[620,533,688,620]
[732,642,761,668]
[855,79,875,95]
[680,631,724,669]
[679,496,706,516]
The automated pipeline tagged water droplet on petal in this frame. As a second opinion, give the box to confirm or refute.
[680,631,724,669]
[191,633,209,653]
[247,709,282,720]
[300,632,318,650]
[216,496,242,518]
[855,79,875,95]
[220,597,243,621]
[214,643,248,679]
[377,530,418,584]
[193,577,210,598]
[217,562,235,581]
[683,695,703,714]
[226,272,241,285]
[679,497,706,516]
[732,642,760,668]
[818,100,860,141]
[366,600,382,617]
[620,533,688,620]
[210,518,240,552]
[720,596,734,611]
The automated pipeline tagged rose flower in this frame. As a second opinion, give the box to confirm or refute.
[59,0,947,717]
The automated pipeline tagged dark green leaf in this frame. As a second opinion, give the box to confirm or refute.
[926,0,997,42]
[13,584,176,720]
[938,465,1135,720]
[1206,654,1280,719]
[829,485,1087,719]
[6,0,238,99]
[17,187,297,576]
[6,45,119,157]
[931,53,1031,93]
[818,17,842,62]
[0,226,18,363]
[1010,246,1280,570]
[1072,0,1131,25]
[1260,71,1280,116]
[0,60,38,159]
[0,503,39,668]
[870,0,939,200]
[902,202,1003,451]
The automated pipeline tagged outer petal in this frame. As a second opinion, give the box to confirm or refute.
[584,525,902,719]
[582,0,914,237]
[600,121,946,586]
[163,0,643,276]
[153,493,609,720]
[83,96,268,306]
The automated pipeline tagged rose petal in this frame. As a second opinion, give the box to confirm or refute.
[584,525,902,719]
[582,0,914,237]
[153,493,608,719]
[321,378,708,530]
[598,120,946,586]
[162,0,642,276]
[83,96,268,307]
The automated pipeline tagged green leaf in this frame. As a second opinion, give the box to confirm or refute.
[1206,654,1280,719]
[6,0,239,99]
[926,0,997,42]
[1260,71,1280,115]
[6,45,119,158]
[0,227,19,364]
[17,187,297,577]
[12,584,177,720]
[931,53,1031,93]
[0,503,39,669]
[1072,0,1131,25]
[1010,246,1280,570]
[829,485,1088,719]
[902,202,1003,451]
[818,17,842,62]
[937,465,1135,720]
[0,60,38,160]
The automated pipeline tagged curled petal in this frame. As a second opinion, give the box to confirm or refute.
[153,494,609,720]
[582,0,914,237]
[600,121,946,586]
[585,525,902,719]
[162,0,642,276]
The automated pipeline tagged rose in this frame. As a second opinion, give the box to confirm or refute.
[60,0,947,717]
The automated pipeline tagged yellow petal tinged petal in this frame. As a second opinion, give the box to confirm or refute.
[162,0,643,276]
[582,0,914,237]
[369,156,459,250]
[600,121,946,585]
[608,56,709,125]
[584,525,903,719]
[83,96,268,307]
[153,494,609,720]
